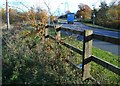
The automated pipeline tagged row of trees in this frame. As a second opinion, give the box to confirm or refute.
[0,7,56,25]
[76,1,120,29]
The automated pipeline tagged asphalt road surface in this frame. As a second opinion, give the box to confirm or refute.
[60,22,120,55]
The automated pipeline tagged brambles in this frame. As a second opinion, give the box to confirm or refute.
[2,24,83,85]
[2,23,120,85]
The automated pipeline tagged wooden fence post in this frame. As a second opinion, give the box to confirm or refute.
[82,30,93,80]
[55,26,61,41]
[55,26,61,58]
[42,25,49,43]
[45,27,49,41]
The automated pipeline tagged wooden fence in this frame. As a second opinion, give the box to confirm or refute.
[44,25,120,82]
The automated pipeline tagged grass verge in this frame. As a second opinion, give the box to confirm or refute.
[83,23,120,32]
[61,34,120,85]
[49,28,120,85]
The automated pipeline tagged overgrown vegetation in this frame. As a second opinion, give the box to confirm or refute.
[1,0,120,85]
[2,25,84,85]
[2,23,120,85]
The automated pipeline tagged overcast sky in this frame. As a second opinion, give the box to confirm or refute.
[0,0,119,15]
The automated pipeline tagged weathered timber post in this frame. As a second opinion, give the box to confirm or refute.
[42,24,48,43]
[55,26,61,41]
[40,26,45,43]
[82,30,93,80]
[55,26,61,59]
[45,27,49,41]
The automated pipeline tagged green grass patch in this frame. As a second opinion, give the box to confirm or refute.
[49,27,119,67]
[49,28,120,84]
[83,23,120,32]
[60,35,120,85]
[62,36,119,66]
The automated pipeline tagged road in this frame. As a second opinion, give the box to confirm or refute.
[59,22,120,55]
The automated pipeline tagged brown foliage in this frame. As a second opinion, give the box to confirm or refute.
[76,3,92,19]
[36,10,48,24]
[50,15,56,22]
[1,7,48,25]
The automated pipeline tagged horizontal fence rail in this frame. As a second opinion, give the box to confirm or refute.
[91,56,120,76]
[92,34,120,45]
[49,35,83,55]
[45,25,120,83]
[47,25,84,35]
[47,25,120,45]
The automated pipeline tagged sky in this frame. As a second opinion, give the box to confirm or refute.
[0,0,119,16]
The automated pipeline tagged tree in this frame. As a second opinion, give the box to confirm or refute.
[76,3,92,20]
[9,8,18,24]
[95,1,120,29]
[1,8,6,23]
[37,10,48,24]
[17,12,28,22]
[50,15,56,22]
[95,1,109,26]
[28,7,36,24]
[35,7,48,24]
[99,1,108,10]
